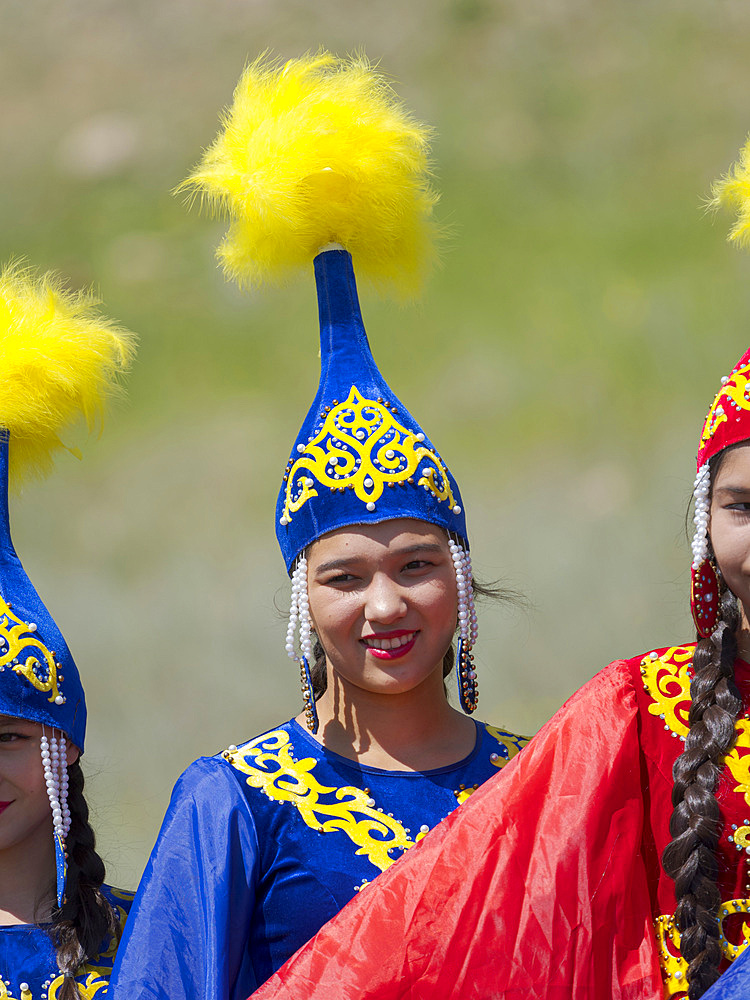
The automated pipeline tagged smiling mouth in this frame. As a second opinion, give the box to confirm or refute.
[0,802,12,815]
[361,631,418,659]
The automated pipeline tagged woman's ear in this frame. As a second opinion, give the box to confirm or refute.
[65,741,80,766]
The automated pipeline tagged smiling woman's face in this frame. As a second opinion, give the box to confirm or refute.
[709,442,750,629]
[0,716,75,859]
[306,518,458,702]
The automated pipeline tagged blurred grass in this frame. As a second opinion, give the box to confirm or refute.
[2,0,750,887]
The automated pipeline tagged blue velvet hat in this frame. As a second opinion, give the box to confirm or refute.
[0,431,86,750]
[275,248,467,572]
[0,261,135,904]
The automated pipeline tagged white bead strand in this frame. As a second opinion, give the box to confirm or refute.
[692,462,711,569]
[287,555,318,732]
[59,734,71,837]
[285,559,303,661]
[449,538,479,713]
[41,731,67,846]
[297,558,313,666]
[461,547,478,650]
[286,556,313,664]
[449,539,470,647]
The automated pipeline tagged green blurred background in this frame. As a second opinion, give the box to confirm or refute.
[2,0,750,888]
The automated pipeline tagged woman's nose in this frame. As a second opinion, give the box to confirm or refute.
[364,575,407,624]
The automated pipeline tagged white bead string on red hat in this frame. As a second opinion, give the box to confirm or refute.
[692,462,711,570]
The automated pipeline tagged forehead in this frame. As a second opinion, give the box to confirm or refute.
[309,519,448,561]
[0,714,40,729]
[715,443,750,485]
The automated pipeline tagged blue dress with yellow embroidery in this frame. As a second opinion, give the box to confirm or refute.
[0,885,133,1000]
[108,718,526,1000]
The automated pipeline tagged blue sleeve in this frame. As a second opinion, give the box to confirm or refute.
[108,757,260,1000]
[702,950,750,1000]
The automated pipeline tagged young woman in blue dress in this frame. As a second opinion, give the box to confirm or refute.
[0,262,136,1000]
[107,53,528,1000]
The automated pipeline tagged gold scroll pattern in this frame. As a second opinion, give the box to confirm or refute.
[642,645,750,992]
[656,901,750,997]
[0,890,132,1000]
[282,386,457,522]
[226,726,523,868]
[700,362,750,449]
[0,969,108,1000]
[0,594,60,703]
[641,645,750,807]
[226,729,414,872]
[453,727,529,804]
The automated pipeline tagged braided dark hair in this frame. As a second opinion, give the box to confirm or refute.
[663,446,744,998]
[49,759,117,1000]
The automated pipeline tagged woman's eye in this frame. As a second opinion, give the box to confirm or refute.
[404,560,431,571]
[727,502,750,512]
[0,732,23,743]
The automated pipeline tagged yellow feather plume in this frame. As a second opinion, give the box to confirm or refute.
[0,261,136,487]
[178,51,438,296]
[710,134,750,248]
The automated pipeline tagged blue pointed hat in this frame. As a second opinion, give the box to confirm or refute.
[0,261,134,907]
[0,262,134,747]
[176,52,453,568]
[276,249,467,571]
[0,432,86,749]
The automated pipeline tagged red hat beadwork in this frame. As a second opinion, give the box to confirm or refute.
[691,347,750,636]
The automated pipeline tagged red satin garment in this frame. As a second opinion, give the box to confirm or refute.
[251,660,663,999]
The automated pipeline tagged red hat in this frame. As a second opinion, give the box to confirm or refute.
[696,348,750,471]
[690,135,750,635]
[691,347,750,636]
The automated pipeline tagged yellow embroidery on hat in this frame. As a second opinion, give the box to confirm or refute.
[0,594,60,702]
[701,362,750,448]
[282,385,456,521]
[226,729,415,872]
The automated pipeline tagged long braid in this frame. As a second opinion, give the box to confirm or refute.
[49,760,116,1000]
[662,588,742,998]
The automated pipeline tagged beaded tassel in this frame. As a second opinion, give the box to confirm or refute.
[286,556,318,733]
[690,461,723,637]
[41,728,70,905]
[449,538,479,713]
[41,731,70,841]
[691,463,711,569]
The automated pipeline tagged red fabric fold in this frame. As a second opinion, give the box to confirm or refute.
[251,660,663,999]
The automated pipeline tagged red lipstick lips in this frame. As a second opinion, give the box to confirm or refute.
[361,630,418,661]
